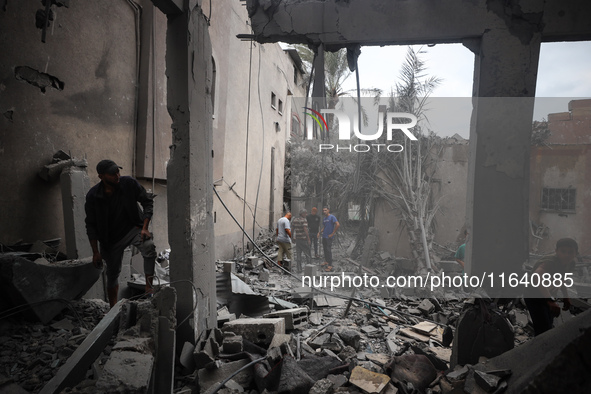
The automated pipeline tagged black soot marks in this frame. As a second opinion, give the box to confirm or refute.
[14,66,64,93]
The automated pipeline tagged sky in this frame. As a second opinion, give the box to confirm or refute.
[335,41,591,138]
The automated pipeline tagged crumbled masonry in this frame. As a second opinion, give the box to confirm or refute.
[1,230,590,392]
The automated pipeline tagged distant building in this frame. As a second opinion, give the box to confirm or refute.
[529,99,591,255]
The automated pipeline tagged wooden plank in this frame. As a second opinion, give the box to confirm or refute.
[40,302,123,394]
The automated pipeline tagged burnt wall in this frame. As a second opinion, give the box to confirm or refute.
[0,1,139,250]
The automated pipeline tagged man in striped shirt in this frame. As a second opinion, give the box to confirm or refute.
[291,209,311,272]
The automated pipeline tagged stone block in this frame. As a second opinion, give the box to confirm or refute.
[338,329,361,350]
[259,270,270,282]
[417,299,435,315]
[222,318,285,347]
[309,333,331,349]
[223,261,236,273]
[264,307,308,330]
[222,334,243,354]
[277,355,315,393]
[309,378,335,394]
[304,264,318,277]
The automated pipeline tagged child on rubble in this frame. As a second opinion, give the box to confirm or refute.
[524,238,577,336]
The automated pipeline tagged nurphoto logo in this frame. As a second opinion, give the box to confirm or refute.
[304,107,418,152]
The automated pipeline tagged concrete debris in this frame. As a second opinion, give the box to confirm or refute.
[0,254,102,323]
[349,365,391,393]
[222,318,285,347]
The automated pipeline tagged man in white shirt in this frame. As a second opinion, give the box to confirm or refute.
[276,211,292,270]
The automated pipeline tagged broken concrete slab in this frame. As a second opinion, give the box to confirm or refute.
[399,328,430,343]
[361,325,380,335]
[39,301,123,394]
[349,366,391,393]
[297,355,346,381]
[222,318,285,347]
[474,308,591,393]
[366,353,390,366]
[112,337,153,354]
[417,299,435,315]
[0,254,102,323]
[337,329,361,350]
[412,321,437,336]
[276,355,315,393]
[95,350,154,393]
[197,359,253,393]
[474,370,500,392]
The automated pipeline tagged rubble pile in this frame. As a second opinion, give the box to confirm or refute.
[192,229,591,394]
[0,298,109,393]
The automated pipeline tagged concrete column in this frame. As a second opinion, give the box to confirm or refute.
[466,28,542,297]
[165,3,217,345]
[60,166,92,259]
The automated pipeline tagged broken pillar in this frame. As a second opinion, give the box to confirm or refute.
[60,165,91,260]
[465,17,543,296]
[155,0,217,347]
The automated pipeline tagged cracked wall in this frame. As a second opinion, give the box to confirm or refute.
[0,1,139,248]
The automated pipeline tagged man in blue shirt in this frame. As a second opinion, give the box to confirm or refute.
[318,207,339,271]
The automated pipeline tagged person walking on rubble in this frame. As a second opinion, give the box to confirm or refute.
[291,209,311,272]
[524,237,577,336]
[276,211,293,271]
[307,207,321,258]
[85,159,157,307]
[318,207,339,272]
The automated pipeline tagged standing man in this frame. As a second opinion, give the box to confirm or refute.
[524,238,577,335]
[291,209,311,272]
[455,230,468,269]
[318,207,339,272]
[276,211,292,271]
[85,159,157,307]
[307,207,321,258]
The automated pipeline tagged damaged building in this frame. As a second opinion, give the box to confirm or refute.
[1,0,591,393]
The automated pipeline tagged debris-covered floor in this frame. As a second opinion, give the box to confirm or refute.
[1,230,590,393]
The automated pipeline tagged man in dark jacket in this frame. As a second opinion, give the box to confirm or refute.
[85,159,157,307]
